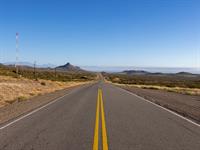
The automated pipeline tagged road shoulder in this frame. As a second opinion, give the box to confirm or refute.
[0,83,91,125]
[111,83,200,125]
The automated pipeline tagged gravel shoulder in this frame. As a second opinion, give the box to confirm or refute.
[117,84,200,124]
[0,83,92,125]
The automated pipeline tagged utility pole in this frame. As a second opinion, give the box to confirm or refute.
[15,32,19,75]
[34,61,36,79]
[0,49,1,64]
[55,67,57,78]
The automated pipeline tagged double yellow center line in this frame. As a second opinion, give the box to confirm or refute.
[93,89,109,150]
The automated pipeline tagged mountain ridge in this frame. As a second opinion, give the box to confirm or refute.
[55,62,84,72]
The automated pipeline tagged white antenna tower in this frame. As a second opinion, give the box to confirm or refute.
[15,32,19,74]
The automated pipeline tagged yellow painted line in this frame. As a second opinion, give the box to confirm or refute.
[93,89,100,150]
[93,89,109,150]
[100,89,109,150]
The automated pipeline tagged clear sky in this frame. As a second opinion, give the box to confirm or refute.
[0,0,199,68]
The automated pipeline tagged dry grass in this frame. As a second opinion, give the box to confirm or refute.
[113,83,200,96]
[0,75,91,108]
[104,73,200,88]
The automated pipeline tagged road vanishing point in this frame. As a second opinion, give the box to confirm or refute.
[0,81,200,150]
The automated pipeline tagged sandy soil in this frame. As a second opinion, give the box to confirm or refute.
[0,75,90,108]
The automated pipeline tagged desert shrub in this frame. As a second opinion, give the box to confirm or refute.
[41,81,46,86]
[0,65,96,82]
[103,73,200,89]
[17,96,27,102]
[5,99,16,104]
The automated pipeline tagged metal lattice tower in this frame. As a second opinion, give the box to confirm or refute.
[15,32,19,74]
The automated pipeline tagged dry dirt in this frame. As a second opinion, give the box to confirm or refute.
[0,75,91,108]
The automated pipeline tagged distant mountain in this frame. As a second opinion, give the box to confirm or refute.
[2,62,86,72]
[175,72,200,77]
[55,62,84,72]
[4,62,56,68]
[4,61,34,67]
[176,72,193,75]
[81,66,200,74]
[120,70,200,77]
[122,70,151,75]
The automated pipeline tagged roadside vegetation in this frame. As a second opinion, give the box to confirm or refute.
[103,72,200,95]
[0,64,96,107]
[0,75,93,107]
[0,64,96,82]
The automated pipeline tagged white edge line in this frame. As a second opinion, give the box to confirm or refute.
[115,86,200,128]
[0,93,69,130]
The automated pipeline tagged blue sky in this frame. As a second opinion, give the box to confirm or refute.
[0,0,199,68]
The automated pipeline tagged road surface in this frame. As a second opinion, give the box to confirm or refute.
[0,81,200,150]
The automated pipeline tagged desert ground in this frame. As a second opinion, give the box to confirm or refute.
[0,75,92,108]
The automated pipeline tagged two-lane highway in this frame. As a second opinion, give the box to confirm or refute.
[93,88,108,150]
[0,82,200,150]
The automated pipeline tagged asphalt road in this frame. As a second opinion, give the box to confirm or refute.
[0,81,200,150]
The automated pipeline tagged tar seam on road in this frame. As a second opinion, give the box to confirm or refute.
[0,86,82,130]
[116,86,200,128]
[93,89,109,150]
